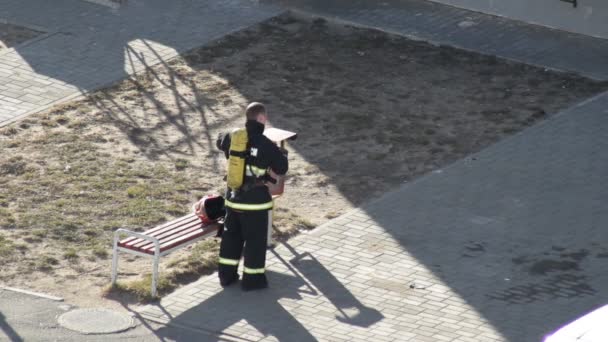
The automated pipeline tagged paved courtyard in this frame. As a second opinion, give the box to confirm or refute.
[140,90,608,342]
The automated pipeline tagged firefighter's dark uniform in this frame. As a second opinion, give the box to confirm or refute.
[216,119,288,290]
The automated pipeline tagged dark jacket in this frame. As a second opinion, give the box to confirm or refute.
[216,120,288,206]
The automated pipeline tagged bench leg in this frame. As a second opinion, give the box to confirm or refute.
[151,252,160,297]
[111,234,119,285]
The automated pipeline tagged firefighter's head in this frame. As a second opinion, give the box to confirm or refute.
[246,102,267,125]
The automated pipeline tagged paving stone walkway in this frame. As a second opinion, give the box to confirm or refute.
[141,90,608,341]
[0,0,281,127]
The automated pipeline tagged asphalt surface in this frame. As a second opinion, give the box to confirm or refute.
[0,288,140,341]
[0,288,225,341]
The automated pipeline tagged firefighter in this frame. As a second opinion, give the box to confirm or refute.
[215,102,288,291]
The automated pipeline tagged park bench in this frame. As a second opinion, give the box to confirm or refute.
[110,128,297,297]
[111,214,221,297]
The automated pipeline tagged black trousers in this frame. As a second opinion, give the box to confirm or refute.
[218,207,269,290]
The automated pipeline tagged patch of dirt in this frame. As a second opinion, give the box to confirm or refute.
[0,22,43,50]
[0,14,606,310]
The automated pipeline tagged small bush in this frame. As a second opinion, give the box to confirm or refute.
[296,217,316,230]
[0,208,16,228]
[67,119,88,129]
[325,211,340,219]
[32,230,47,238]
[165,204,185,216]
[0,235,15,258]
[105,274,175,302]
[54,115,70,125]
[37,255,59,271]
[92,245,109,259]
[83,229,99,237]
[63,248,79,260]
[0,127,19,136]
[126,185,147,198]
[51,222,82,242]
[0,156,27,176]
[14,243,28,252]
[174,159,189,171]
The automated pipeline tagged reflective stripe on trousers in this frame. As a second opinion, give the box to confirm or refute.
[225,199,273,211]
[219,257,239,266]
[243,267,265,274]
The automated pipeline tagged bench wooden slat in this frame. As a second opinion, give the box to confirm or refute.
[123,214,198,244]
[117,213,222,255]
[119,223,219,255]
[119,215,200,247]
[144,224,219,254]
[128,220,203,249]
[119,214,199,245]
[119,215,199,246]
[135,224,204,251]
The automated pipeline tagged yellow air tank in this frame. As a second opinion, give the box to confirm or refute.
[227,128,248,191]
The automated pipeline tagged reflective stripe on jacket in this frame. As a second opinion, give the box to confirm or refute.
[225,199,273,211]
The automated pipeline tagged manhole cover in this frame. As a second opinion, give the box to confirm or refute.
[58,308,134,334]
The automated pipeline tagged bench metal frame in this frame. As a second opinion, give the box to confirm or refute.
[111,226,218,297]
[110,210,273,297]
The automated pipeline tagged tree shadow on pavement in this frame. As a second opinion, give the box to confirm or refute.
[274,242,383,328]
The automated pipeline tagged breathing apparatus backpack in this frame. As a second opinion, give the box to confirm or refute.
[227,128,248,191]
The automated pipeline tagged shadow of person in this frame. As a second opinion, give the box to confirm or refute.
[272,242,383,328]
[0,311,23,342]
[154,271,318,341]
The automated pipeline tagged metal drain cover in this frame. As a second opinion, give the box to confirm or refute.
[58,308,134,334]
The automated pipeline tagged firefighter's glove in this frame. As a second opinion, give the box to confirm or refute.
[216,224,224,238]
[260,174,277,184]
[215,133,223,150]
